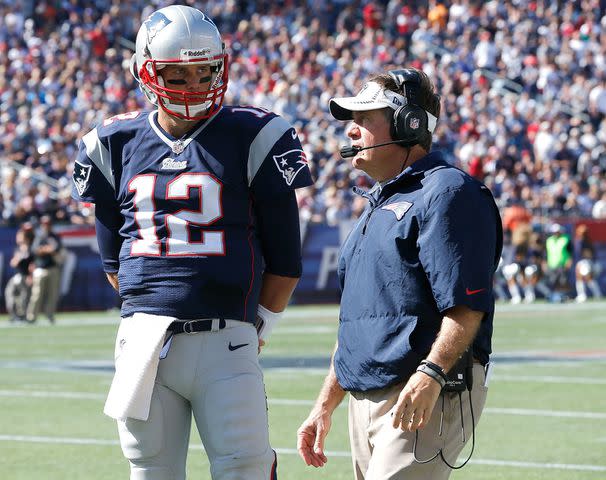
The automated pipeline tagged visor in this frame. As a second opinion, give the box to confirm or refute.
[329,81,437,133]
[329,82,406,121]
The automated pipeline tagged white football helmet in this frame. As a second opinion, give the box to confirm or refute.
[131,5,228,120]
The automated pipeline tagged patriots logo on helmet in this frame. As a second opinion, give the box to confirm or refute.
[73,161,92,196]
[200,12,217,28]
[409,117,420,130]
[144,12,172,44]
[273,149,308,186]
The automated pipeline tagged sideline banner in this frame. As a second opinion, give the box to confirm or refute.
[0,227,118,312]
[1,221,605,312]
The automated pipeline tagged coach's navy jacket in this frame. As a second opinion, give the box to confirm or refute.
[334,151,503,392]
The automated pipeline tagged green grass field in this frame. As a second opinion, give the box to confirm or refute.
[1,302,605,479]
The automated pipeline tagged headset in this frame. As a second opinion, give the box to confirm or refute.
[388,69,438,147]
[339,69,440,159]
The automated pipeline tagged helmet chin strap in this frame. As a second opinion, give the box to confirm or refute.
[161,101,212,119]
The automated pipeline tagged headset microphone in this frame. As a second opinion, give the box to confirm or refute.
[339,146,361,158]
[339,140,406,158]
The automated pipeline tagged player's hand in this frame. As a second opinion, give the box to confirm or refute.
[391,372,442,432]
[297,409,331,468]
[258,338,265,355]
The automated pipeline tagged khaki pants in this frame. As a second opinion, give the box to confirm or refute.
[26,266,61,322]
[348,363,488,480]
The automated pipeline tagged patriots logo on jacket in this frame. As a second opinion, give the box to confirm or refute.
[144,12,172,44]
[382,201,413,220]
[73,161,92,196]
[273,149,308,186]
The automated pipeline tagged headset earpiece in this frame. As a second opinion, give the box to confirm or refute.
[388,69,431,147]
[391,104,429,147]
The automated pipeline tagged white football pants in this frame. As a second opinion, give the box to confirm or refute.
[116,321,277,479]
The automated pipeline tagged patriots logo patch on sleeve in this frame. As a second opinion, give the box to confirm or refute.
[273,149,308,186]
[73,161,92,196]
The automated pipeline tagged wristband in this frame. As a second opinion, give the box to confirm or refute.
[416,363,446,388]
[255,304,283,341]
[420,360,448,383]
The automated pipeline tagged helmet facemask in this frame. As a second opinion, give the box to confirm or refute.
[139,55,228,121]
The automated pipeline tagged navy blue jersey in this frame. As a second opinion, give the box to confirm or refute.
[72,107,312,321]
[334,151,502,392]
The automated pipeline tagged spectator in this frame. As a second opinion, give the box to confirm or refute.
[0,0,605,253]
[362,2,382,30]
[593,191,606,218]
[427,1,448,30]
[502,202,532,235]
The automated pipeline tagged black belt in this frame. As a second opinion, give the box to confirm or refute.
[168,318,227,335]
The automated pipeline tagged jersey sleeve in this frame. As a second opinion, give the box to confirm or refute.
[253,190,303,277]
[248,115,313,199]
[95,204,124,273]
[71,127,117,206]
[418,183,502,313]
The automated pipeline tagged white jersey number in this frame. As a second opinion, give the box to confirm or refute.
[129,173,224,257]
[231,106,270,118]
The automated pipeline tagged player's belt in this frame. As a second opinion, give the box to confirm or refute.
[168,318,227,335]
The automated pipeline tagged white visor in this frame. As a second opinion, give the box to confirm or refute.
[329,81,437,133]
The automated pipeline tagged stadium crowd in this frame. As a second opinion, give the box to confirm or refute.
[1,0,605,302]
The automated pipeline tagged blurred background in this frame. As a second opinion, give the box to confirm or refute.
[1,2,606,479]
[1,0,605,312]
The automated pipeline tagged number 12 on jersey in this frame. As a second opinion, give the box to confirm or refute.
[128,173,225,257]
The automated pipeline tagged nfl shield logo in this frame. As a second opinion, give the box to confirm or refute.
[171,140,185,154]
[73,161,92,196]
[409,117,420,130]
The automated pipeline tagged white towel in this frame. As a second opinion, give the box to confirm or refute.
[104,313,176,421]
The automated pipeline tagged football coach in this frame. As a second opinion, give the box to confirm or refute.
[297,68,503,479]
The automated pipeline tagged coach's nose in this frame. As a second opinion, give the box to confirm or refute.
[346,122,360,140]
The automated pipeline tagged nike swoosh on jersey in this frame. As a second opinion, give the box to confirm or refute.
[465,287,486,295]
[228,342,249,351]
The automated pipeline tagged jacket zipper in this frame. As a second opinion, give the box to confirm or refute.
[362,205,376,235]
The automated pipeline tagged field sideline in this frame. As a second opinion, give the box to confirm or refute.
[1,301,605,479]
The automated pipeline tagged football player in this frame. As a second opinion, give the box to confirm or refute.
[574,224,603,302]
[71,6,312,479]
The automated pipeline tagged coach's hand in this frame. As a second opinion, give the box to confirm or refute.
[258,338,265,355]
[297,408,331,468]
[392,372,442,432]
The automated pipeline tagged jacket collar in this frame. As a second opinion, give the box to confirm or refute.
[354,151,448,203]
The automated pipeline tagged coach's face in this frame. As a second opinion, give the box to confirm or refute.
[346,108,403,181]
